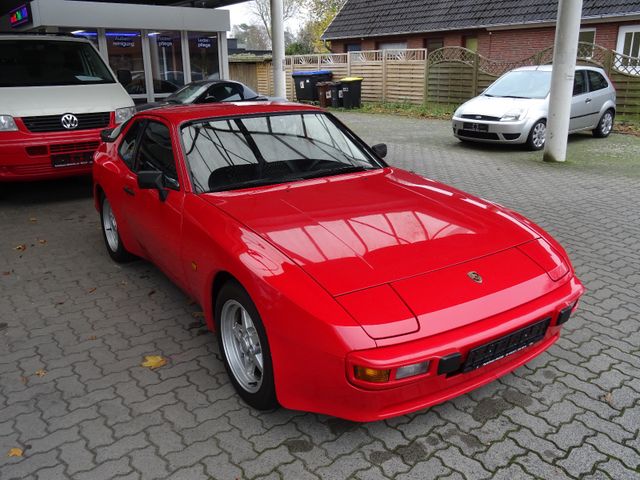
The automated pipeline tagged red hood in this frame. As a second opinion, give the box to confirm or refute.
[204,168,538,296]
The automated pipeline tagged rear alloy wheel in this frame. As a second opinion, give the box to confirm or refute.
[527,120,547,151]
[593,110,614,138]
[100,195,135,263]
[216,280,277,410]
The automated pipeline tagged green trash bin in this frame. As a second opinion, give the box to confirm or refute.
[340,77,363,109]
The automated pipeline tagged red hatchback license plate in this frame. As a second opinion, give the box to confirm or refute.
[462,317,551,373]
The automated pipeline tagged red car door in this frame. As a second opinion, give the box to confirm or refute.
[126,119,187,288]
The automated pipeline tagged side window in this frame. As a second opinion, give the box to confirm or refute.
[588,71,608,91]
[137,121,179,189]
[118,120,142,170]
[203,83,243,102]
[573,71,587,96]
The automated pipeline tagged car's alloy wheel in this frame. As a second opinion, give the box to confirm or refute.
[527,120,547,151]
[593,110,614,138]
[100,195,135,263]
[216,281,277,410]
[220,300,264,393]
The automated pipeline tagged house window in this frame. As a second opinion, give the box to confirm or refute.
[378,41,407,51]
[579,29,596,58]
[425,38,444,52]
[345,43,361,52]
[616,25,640,74]
[464,36,478,52]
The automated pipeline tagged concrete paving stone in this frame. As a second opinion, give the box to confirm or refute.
[2,114,640,479]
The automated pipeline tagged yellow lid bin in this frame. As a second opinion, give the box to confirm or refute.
[340,77,364,82]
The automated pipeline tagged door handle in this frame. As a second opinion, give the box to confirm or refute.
[585,98,592,103]
[123,186,135,196]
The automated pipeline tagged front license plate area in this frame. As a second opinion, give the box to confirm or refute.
[462,318,551,373]
[51,152,94,168]
[463,122,489,132]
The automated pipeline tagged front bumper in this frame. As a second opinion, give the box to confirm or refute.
[0,117,113,181]
[278,275,583,422]
[452,116,533,144]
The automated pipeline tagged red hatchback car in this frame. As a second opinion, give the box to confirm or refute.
[93,102,584,421]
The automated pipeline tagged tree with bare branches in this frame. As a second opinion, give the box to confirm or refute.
[250,0,304,41]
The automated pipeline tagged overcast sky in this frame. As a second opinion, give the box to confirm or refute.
[222,1,305,34]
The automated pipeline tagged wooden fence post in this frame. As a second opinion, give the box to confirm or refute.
[347,52,352,77]
[423,50,430,105]
[382,50,388,103]
[472,51,479,97]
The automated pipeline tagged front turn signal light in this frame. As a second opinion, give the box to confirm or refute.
[354,366,391,383]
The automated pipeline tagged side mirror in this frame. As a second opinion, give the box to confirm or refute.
[100,128,115,143]
[137,170,168,201]
[372,143,387,159]
[116,69,132,86]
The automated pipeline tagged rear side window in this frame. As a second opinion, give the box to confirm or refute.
[118,120,142,169]
[573,71,587,96]
[588,71,609,91]
[202,83,244,102]
[137,121,178,187]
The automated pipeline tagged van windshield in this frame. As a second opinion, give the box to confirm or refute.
[0,40,115,87]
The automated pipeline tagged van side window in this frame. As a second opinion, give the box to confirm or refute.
[118,120,142,169]
[137,121,179,189]
[588,71,609,91]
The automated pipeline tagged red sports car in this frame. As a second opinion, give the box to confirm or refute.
[92,102,584,421]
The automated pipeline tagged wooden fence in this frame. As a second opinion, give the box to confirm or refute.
[248,44,640,119]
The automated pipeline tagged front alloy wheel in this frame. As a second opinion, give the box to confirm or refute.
[216,280,277,410]
[527,120,547,151]
[100,195,134,263]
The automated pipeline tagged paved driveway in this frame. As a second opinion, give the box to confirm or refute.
[1,114,639,480]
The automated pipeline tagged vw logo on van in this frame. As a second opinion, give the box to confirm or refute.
[61,113,79,130]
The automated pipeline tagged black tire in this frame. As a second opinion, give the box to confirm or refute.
[215,280,278,411]
[99,194,135,263]
[593,109,615,138]
[526,119,547,151]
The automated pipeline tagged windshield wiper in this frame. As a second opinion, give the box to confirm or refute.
[501,95,529,99]
[207,177,284,192]
[298,165,369,181]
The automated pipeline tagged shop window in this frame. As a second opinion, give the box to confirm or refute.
[106,30,145,95]
[61,28,99,49]
[188,32,219,81]
[148,31,184,96]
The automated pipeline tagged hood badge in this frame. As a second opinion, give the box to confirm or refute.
[467,271,483,284]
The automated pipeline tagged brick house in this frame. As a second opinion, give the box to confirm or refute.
[322,0,640,62]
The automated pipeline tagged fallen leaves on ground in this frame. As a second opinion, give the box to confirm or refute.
[602,392,614,407]
[88,335,97,341]
[191,311,205,319]
[88,287,97,294]
[8,448,23,457]
[148,290,156,296]
[20,376,28,385]
[37,239,47,245]
[34,369,47,377]
[141,355,167,369]
[14,244,26,252]
[29,217,37,223]
[2,271,11,276]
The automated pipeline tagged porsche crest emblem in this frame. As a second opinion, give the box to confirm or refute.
[467,271,483,284]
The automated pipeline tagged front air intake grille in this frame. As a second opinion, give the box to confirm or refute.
[461,114,501,121]
[22,112,111,133]
[458,130,500,140]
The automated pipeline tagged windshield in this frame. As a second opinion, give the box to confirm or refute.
[167,83,209,104]
[181,112,382,193]
[484,70,552,99]
[0,40,115,87]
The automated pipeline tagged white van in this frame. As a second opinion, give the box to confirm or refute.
[0,34,135,181]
